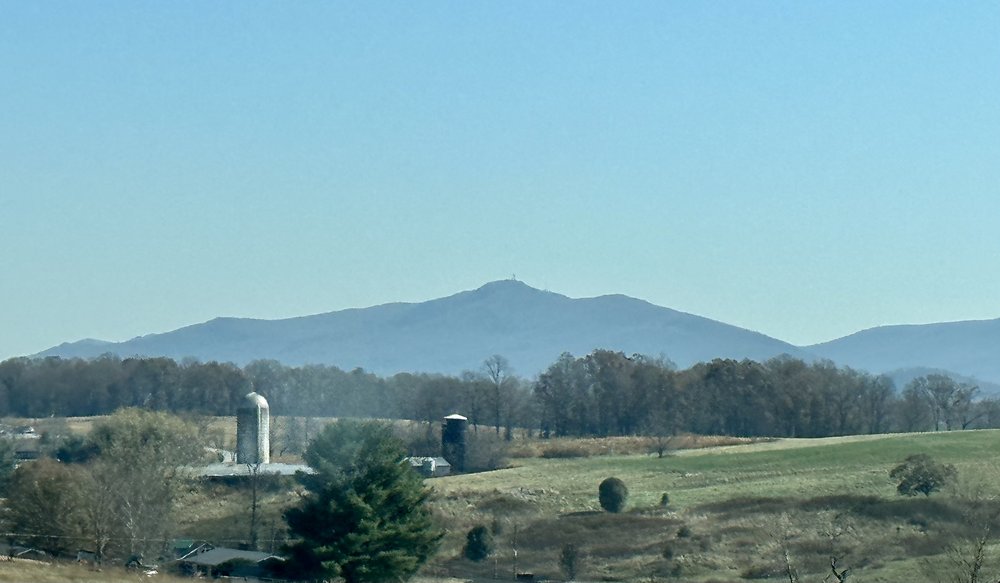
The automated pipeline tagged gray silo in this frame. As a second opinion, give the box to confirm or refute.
[441,413,468,472]
[237,392,270,464]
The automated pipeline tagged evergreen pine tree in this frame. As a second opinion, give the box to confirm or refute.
[463,525,493,562]
[284,420,443,583]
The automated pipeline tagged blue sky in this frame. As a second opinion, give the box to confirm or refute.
[2,2,999,360]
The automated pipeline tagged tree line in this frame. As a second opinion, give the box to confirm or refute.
[0,352,997,439]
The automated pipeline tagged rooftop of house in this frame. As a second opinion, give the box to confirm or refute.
[180,547,282,567]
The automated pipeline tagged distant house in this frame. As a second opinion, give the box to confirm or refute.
[406,456,451,478]
[177,546,283,579]
[0,424,38,440]
[0,423,43,466]
[13,439,41,463]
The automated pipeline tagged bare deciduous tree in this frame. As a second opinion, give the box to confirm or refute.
[483,355,515,437]
[87,409,204,556]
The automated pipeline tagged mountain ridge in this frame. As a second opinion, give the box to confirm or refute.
[35,280,1000,387]
[36,280,806,375]
[806,317,1000,386]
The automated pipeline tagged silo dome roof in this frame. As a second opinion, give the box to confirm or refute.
[239,392,270,411]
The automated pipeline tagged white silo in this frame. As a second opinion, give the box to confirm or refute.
[237,392,270,464]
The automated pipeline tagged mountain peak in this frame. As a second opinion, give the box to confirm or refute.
[474,279,536,292]
[464,279,559,303]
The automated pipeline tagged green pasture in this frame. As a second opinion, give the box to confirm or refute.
[436,430,1000,512]
[430,430,1000,581]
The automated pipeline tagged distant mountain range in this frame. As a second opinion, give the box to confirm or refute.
[36,280,1000,390]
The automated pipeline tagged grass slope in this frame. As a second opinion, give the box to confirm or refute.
[430,431,1000,582]
[0,558,192,583]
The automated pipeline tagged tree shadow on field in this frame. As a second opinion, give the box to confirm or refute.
[696,493,995,527]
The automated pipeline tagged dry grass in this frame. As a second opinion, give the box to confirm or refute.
[672,431,918,456]
[0,558,191,582]
[508,433,769,459]
[173,475,300,548]
[1,416,103,437]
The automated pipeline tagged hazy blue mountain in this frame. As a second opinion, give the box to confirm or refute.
[881,367,1000,395]
[808,319,1000,388]
[39,338,114,358]
[37,280,808,376]
[37,282,1000,387]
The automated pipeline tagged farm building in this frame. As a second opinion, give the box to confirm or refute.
[406,456,452,477]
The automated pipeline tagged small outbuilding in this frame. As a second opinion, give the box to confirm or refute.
[406,456,452,478]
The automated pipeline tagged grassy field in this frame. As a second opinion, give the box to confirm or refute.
[429,430,1000,582]
[10,417,1000,581]
[436,430,1000,512]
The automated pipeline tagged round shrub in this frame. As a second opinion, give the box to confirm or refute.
[598,477,628,513]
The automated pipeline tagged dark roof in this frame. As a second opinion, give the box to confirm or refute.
[181,547,281,567]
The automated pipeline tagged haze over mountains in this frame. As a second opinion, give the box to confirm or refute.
[37,280,1000,388]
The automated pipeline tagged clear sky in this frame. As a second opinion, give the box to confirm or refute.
[2,2,999,361]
